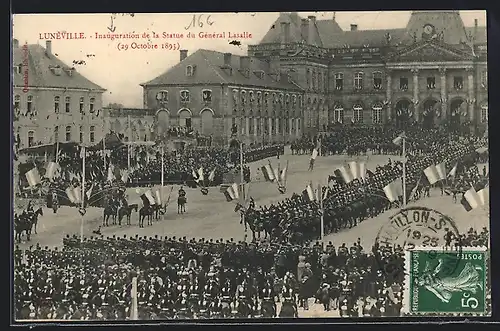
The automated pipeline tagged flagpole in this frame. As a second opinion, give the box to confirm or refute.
[319,183,324,243]
[127,115,131,170]
[80,146,86,243]
[56,140,60,163]
[161,143,164,211]
[402,136,407,208]
[240,141,246,239]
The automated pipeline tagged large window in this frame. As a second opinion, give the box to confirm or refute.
[372,103,383,124]
[14,95,20,111]
[27,131,35,147]
[353,104,363,123]
[89,97,95,113]
[481,71,487,88]
[89,126,95,143]
[27,96,33,113]
[373,72,382,90]
[156,91,168,103]
[354,72,363,90]
[333,104,344,123]
[65,126,72,141]
[79,97,85,113]
[54,96,60,113]
[335,73,343,91]
[79,126,83,143]
[180,90,190,102]
[454,76,464,90]
[427,77,436,90]
[481,103,488,123]
[399,77,408,90]
[65,96,71,113]
[202,89,212,102]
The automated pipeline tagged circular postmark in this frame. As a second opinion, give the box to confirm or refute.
[374,206,463,281]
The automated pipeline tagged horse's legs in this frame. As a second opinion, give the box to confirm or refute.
[34,221,37,234]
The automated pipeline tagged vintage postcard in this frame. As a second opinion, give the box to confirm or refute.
[12,10,489,321]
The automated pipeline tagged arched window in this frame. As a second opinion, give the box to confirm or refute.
[264,92,269,106]
[27,95,33,112]
[65,96,71,113]
[54,96,60,113]
[481,102,488,123]
[65,126,72,141]
[353,104,363,123]
[180,90,190,102]
[27,130,35,147]
[354,72,363,90]
[202,89,212,102]
[372,103,383,124]
[186,65,194,76]
[241,90,246,104]
[54,126,59,142]
[373,71,382,90]
[89,97,95,113]
[14,95,20,111]
[333,104,344,123]
[79,97,85,113]
[89,126,95,143]
[249,91,255,103]
[79,125,83,143]
[306,69,310,89]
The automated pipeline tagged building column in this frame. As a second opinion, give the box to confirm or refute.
[386,71,392,121]
[296,118,300,136]
[275,118,280,136]
[412,68,419,122]
[245,116,250,136]
[253,117,258,138]
[289,118,293,136]
[268,118,272,140]
[439,68,447,119]
[467,67,475,122]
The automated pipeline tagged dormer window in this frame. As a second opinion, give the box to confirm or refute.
[186,65,194,76]
[65,67,74,77]
[180,90,190,102]
[254,70,265,79]
[202,89,212,102]
[51,65,62,76]
[156,91,168,103]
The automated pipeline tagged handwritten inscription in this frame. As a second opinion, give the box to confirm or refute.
[184,14,214,30]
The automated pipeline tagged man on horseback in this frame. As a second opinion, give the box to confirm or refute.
[50,191,59,214]
[177,186,187,214]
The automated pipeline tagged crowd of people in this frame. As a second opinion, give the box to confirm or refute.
[13,125,489,320]
[247,126,487,244]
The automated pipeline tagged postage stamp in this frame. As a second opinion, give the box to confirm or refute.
[404,246,488,315]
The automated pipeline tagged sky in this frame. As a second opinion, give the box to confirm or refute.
[13,11,486,108]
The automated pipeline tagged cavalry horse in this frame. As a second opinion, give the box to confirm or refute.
[50,191,59,214]
[103,198,119,226]
[14,207,43,242]
[118,203,138,226]
[139,205,154,228]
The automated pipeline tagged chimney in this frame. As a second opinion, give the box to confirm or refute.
[180,49,188,61]
[307,16,316,44]
[223,52,232,67]
[280,22,291,44]
[239,56,250,74]
[13,38,19,48]
[45,40,52,55]
[350,24,358,31]
[474,19,478,27]
[301,19,309,44]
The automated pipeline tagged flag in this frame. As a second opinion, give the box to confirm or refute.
[192,169,199,181]
[154,190,162,205]
[477,186,489,206]
[423,165,444,185]
[435,162,446,181]
[197,167,205,182]
[25,168,41,187]
[334,166,354,184]
[66,187,76,203]
[73,186,82,204]
[461,187,482,212]
[348,161,366,180]
[140,190,156,206]
[475,146,488,154]
[261,164,276,182]
[279,163,287,183]
[80,146,86,158]
[322,186,329,202]
[224,183,240,202]
[86,185,93,200]
[303,184,315,202]
[45,162,60,180]
[392,132,406,146]
[448,164,458,178]
[107,166,115,182]
[208,169,216,182]
[121,170,129,183]
[311,148,318,160]
[383,178,403,202]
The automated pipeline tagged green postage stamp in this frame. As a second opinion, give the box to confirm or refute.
[404,247,489,315]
